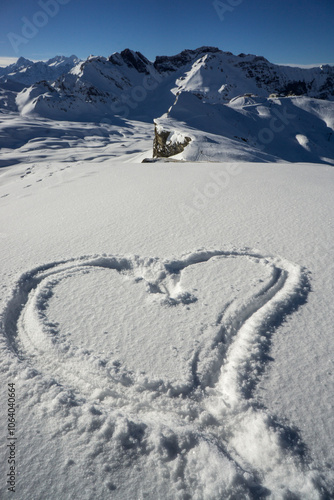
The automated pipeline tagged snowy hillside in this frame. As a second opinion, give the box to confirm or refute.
[154,93,334,164]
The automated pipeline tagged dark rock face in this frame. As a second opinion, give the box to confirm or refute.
[120,49,151,74]
[281,80,308,96]
[153,125,191,158]
[36,81,56,92]
[108,49,151,74]
[234,57,334,99]
[154,47,221,73]
[319,76,334,99]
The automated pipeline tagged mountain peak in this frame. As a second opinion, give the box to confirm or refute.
[3,46,334,121]
[46,55,81,66]
[108,49,151,74]
[0,55,80,87]
[15,56,33,67]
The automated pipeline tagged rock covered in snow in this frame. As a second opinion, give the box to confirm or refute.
[153,122,191,158]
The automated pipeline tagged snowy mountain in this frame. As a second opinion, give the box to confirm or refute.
[5,46,334,121]
[0,55,81,114]
[14,50,171,121]
[166,48,334,102]
[0,54,81,87]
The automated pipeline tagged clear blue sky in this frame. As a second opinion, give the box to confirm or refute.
[0,0,333,66]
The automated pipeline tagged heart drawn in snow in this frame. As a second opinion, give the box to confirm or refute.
[3,249,308,403]
[3,250,323,499]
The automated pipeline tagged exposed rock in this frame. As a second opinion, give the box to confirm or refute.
[141,157,184,163]
[120,49,151,74]
[109,49,151,74]
[154,47,220,73]
[281,80,308,96]
[153,124,191,158]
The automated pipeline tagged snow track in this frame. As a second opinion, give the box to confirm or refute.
[0,249,328,498]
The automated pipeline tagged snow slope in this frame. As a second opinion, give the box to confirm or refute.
[154,93,334,164]
[1,94,333,167]
[0,117,333,498]
[0,114,153,167]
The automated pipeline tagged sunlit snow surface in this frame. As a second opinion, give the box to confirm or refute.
[0,115,334,499]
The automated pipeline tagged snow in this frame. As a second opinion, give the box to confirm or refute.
[0,113,334,499]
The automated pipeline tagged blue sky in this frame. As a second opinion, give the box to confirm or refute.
[0,0,333,66]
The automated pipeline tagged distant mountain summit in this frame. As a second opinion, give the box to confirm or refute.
[0,55,81,86]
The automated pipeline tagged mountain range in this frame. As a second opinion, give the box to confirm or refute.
[1,47,333,118]
[0,47,333,164]
[0,55,80,88]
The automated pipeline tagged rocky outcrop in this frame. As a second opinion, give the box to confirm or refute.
[109,49,151,74]
[153,46,220,73]
[153,124,191,158]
